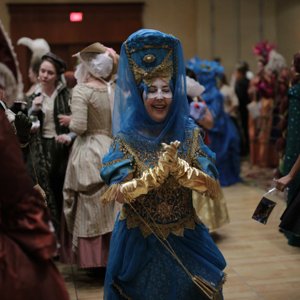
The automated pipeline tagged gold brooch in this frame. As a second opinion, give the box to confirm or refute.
[143,54,156,63]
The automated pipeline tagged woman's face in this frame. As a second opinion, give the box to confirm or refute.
[39,60,58,87]
[143,78,173,122]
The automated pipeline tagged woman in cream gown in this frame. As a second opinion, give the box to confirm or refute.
[60,43,119,269]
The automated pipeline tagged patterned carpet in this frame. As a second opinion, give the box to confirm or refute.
[240,159,275,191]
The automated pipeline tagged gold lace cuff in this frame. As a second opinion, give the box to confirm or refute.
[172,158,222,201]
[120,161,169,202]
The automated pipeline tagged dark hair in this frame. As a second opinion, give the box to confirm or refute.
[236,61,249,75]
[293,53,300,73]
[186,67,197,81]
[64,71,77,89]
[219,73,228,85]
[291,52,300,85]
[41,52,66,75]
[213,57,221,64]
[30,58,42,76]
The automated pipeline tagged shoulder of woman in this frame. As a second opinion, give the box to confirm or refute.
[72,84,94,98]
[288,84,300,99]
[184,117,199,132]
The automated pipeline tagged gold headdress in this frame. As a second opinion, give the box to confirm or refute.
[124,30,178,86]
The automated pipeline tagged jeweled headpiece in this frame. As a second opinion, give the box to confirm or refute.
[112,29,189,143]
[124,29,178,86]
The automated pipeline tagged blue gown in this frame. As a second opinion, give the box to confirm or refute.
[186,57,241,187]
[101,122,226,300]
[202,86,241,186]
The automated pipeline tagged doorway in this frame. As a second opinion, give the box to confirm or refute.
[8,3,143,91]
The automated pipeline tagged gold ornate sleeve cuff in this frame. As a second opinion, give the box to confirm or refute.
[101,184,121,203]
[120,161,169,202]
[173,158,222,200]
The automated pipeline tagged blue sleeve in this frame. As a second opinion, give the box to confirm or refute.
[100,140,134,185]
[193,133,219,179]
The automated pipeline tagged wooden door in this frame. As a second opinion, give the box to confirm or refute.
[8,3,143,91]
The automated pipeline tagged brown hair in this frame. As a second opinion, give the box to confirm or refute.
[291,52,300,85]
[41,52,66,75]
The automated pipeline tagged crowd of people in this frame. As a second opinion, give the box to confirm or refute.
[1,24,300,299]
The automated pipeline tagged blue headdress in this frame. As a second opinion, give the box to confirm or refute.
[113,29,189,145]
[186,56,224,91]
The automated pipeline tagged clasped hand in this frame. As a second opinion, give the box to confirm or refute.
[118,141,181,203]
[160,140,181,173]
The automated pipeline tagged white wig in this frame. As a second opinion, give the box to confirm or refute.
[186,76,205,98]
[265,50,286,74]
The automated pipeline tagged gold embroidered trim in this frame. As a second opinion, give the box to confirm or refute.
[112,128,220,236]
[203,174,223,201]
[125,42,173,85]
[116,137,146,173]
[189,126,200,160]
[126,44,173,54]
[102,157,128,168]
[120,206,201,239]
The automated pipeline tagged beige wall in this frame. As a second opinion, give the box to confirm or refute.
[277,0,300,65]
[143,0,197,58]
[195,0,277,76]
[1,0,300,76]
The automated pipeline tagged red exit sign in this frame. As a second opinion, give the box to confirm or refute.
[69,12,83,22]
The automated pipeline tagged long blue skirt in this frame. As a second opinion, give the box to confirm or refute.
[104,218,226,300]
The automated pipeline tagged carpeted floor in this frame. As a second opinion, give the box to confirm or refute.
[240,158,275,191]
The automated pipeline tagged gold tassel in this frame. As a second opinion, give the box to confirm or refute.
[204,174,223,201]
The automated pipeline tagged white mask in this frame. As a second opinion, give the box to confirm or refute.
[143,78,173,100]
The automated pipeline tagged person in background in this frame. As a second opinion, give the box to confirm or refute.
[273,53,300,247]
[63,70,77,94]
[0,74,32,154]
[59,43,119,271]
[274,154,300,242]
[233,61,251,156]
[248,41,282,168]
[26,59,41,96]
[100,29,226,300]
[186,67,214,133]
[187,57,241,187]
[0,109,69,300]
[28,52,73,237]
[219,73,244,150]
[219,73,239,121]
[17,36,50,98]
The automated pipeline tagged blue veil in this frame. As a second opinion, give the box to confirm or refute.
[112,29,189,145]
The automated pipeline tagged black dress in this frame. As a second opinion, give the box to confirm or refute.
[280,186,300,236]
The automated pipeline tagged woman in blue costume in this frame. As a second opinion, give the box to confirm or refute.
[186,57,240,187]
[100,29,226,300]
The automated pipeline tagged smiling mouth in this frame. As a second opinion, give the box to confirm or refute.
[152,104,167,110]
